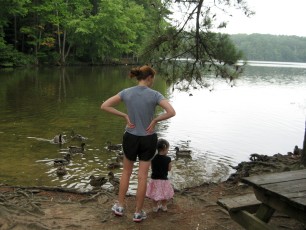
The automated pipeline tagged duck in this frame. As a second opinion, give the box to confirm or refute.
[106,141,122,151]
[107,158,122,169]
[53,134,65,144]
[89,175,108,188]
[116,153,124,162]
[56,166,67,176]
[70,130,87,142]
[174,147,192,157]
[293,145,302,155]
[108,171,120,191]
[54,153,71,166]
[249,153,269,162]
[68,143,86,154]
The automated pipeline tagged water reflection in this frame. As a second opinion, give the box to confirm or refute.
[0,63,305,193]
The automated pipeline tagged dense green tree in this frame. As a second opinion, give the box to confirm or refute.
[69,0,146,63]
[27,0,92,64]
[0,0,31,66]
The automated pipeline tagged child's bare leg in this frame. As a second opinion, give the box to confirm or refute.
[161,200,168,211]
[152,200,159,212]
[153,200,158,207]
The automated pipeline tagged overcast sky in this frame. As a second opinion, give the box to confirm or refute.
[218,0,306,37]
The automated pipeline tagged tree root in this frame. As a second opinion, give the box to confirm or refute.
[80,190,113,204]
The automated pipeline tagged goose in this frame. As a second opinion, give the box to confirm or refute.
[89,175,108,188]
[68,143,85,154]
[174,147,192,157]
[108,171,120,191]
[54,153,71,166]
[53,134,65,144]
[56,166,67,176]
[106,141,122,151]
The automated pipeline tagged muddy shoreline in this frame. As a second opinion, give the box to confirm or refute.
[0,152,305,230]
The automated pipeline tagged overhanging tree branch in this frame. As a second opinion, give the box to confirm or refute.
[140,0,251,90]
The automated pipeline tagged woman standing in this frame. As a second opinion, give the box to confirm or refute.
[101,65,175,222]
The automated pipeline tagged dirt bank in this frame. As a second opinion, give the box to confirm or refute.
[0,152,305,230]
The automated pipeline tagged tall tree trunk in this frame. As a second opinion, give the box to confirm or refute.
[14,14,17,49]
[57,25,61,55]
[301,120,306,166]
[61,30,66,64]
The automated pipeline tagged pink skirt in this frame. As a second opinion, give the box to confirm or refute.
[146,179,174,201]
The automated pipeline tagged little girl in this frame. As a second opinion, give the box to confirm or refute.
[146,138,174,212]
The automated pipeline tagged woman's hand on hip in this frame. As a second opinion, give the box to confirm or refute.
[146,120,157,134]
[124,114,135,129]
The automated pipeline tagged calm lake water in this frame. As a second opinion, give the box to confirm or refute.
[0,62,305,192]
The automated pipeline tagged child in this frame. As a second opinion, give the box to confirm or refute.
[146,138,174,212]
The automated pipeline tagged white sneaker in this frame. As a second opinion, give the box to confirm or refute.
[133,210,147,222]
[111,202,124,216]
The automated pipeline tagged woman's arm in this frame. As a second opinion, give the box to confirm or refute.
[101,95,135,128]
[146,99,176,133]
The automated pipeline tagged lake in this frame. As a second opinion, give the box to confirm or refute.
[0,62,305,192]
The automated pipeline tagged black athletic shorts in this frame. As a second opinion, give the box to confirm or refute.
[122,132,157,162]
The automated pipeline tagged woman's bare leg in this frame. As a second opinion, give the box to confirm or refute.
[135,160,151,213]
[118,157,134,207]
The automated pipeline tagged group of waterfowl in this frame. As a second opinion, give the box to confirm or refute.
[53,143,86,177]
[52,132,88,177]
[51,132,191,189]
[105,142,124,169]
[51,132,123,190]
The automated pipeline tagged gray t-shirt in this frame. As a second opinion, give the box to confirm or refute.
[118,86,164,136]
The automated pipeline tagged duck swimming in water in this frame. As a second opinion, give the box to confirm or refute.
[174,147,192,157]
[54,153,71,166]
[68,143,86,154]
[70,131,87,142]
[107,157,122,169]
[89,175,108,188]
[106,141,122,151]
[56,166,67,176]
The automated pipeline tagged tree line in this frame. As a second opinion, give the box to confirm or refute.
[230,33,306,63]
[0,0,167,67]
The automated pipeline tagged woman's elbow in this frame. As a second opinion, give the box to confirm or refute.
[101,102,107,111]
[170,109,176,117]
